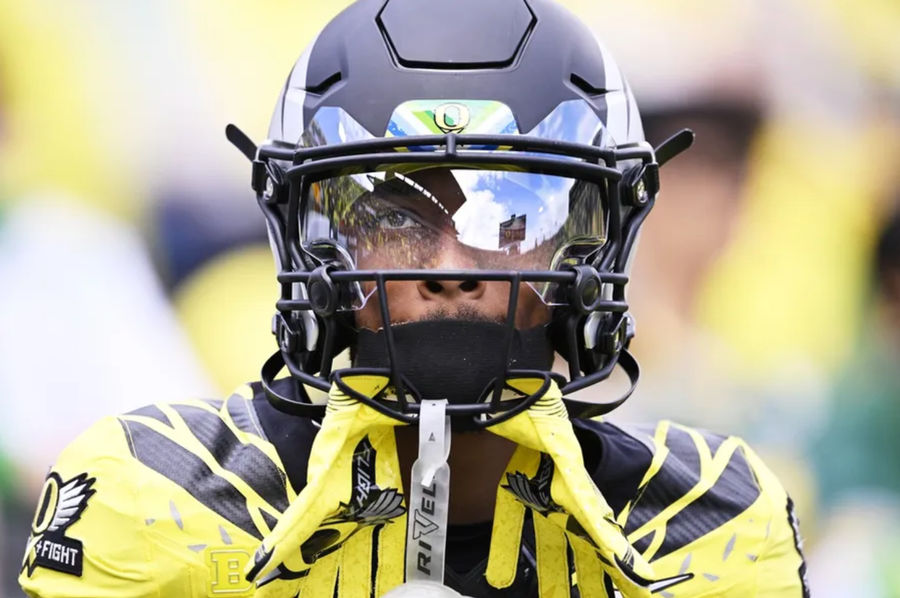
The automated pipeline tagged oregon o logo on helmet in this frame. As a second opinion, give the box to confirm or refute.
[434,103,470,133]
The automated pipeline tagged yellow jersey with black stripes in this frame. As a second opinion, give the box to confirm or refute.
[20,380,809,597]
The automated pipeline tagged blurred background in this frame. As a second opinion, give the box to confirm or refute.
[0,0,897,595]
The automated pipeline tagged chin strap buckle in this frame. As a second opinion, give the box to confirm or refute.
[623,163,660,207]
[598,313,634,356]
[251,159,268,194]
[272,313,302,354]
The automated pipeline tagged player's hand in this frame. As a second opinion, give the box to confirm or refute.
[484,378,657,598]
[245,375,408,597]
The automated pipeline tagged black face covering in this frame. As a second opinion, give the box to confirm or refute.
[352,319,555,408]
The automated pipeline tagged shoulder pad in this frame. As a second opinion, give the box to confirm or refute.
[20,391,295,598]
[20,416,172,596]
[614,421,785,595]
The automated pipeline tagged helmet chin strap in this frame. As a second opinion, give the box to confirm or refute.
[406,399,451,584]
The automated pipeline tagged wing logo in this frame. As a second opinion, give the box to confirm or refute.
[22,472,96,577]
[503,452,564,516]
[256,437,407,587]
[328,437,405,527]
[297,437,405,564]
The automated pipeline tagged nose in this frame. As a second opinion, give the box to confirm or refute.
[417,277,486,300]
[416,239,487,301]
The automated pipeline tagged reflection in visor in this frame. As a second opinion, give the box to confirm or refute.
[303,167,607,295]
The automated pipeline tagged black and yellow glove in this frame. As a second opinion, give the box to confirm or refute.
[484,378,658,598]
[245,375,408,598]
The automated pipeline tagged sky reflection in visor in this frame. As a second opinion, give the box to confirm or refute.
[303,167,607,300]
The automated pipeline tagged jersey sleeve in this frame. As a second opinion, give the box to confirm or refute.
[743,443,811,597]
[19,416,189,598]
[20,395,292,598]
[613,421,811,597]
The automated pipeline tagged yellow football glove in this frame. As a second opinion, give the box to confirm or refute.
[246,375,409,598]
[484,378,658,598]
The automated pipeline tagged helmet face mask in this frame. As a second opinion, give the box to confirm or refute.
[226,0,692,427]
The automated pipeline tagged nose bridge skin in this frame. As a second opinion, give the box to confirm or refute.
[355,231,549,332]
[416,235,489,301]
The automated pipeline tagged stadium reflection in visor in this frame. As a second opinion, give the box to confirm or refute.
[302,167,608,317]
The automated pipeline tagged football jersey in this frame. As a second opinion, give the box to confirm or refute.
[19,380,809,597]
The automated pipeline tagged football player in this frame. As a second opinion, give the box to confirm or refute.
[19,0,809,596]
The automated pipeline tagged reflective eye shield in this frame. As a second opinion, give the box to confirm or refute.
[243,129,689,274]
[248,132,659,278]
[303,167,608,306]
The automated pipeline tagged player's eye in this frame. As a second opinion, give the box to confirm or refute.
[376,209,421,230]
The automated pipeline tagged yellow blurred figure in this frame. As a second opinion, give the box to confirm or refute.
[698,122,889,375]
[174,245,278,395]
[806,0,900,90]
[0,1,142,220]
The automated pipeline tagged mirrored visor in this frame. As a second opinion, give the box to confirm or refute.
[302,167,607,303]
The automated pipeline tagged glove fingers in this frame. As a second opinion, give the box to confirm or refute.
[244,485,335,580]
[601,551,655,598]
[506,377,563,401]
[333,374,391,403]
[339,527,374,598]
[252,398,365,580]
[485,481,527,588]
[565,512,652,598]
[570,536,608,598]
[545,440,656,586]
[375,515,406,596]
[560,501,655,584]
[368,424,406,596]
[553,479,654,597]
[249,393,406,583]
[306,398,365,480]
[487,379,566,452]
[487,386,658,596]
[533,512,571,598]
[308,376,395,479]
[303,549,340,598]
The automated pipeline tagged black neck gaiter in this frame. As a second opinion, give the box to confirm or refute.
[353,320,554,405]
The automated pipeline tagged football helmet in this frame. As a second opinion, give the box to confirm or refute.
[227,0,692,427]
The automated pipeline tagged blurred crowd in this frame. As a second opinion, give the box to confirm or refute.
[0,0,898,596]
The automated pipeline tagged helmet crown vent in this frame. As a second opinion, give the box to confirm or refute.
[378,0,535,69]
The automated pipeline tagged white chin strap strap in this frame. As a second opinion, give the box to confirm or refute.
[406,400,451,584]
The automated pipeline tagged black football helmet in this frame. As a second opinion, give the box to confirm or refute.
[227,0,692,427]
